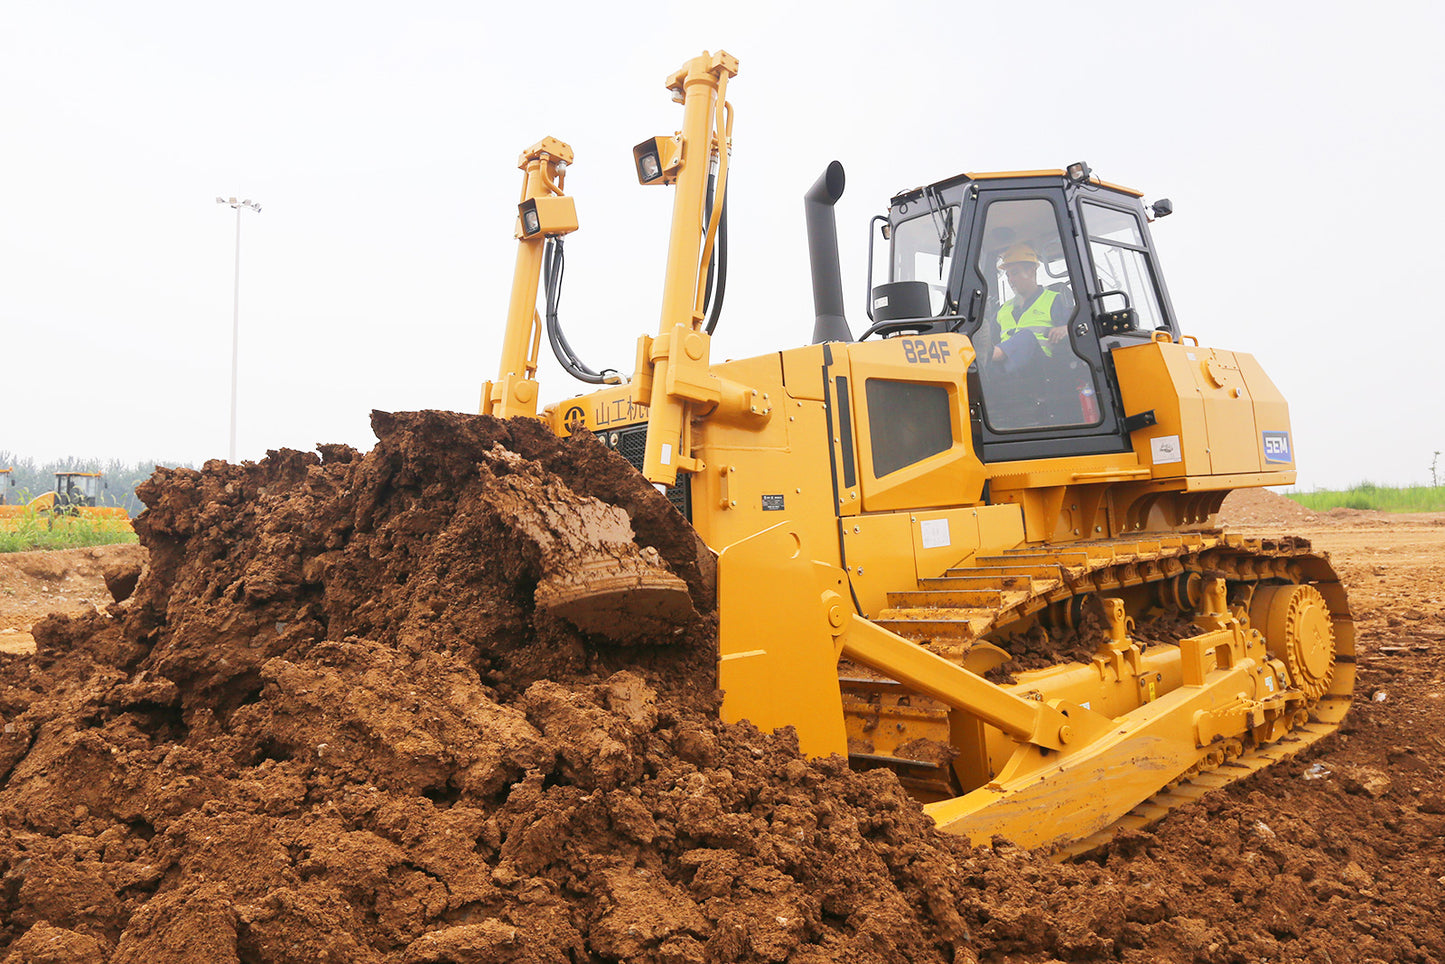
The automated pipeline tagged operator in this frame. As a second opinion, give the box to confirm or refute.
[989,244,1074,373]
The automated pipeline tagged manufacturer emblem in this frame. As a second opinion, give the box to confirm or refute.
[562,405,586,434]
[1262,431,1292,464]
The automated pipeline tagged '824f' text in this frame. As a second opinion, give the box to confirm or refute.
[901,338,952,364]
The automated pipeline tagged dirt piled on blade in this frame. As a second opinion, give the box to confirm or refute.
[2,414,1442,963]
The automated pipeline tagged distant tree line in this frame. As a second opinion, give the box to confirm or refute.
[0,453,195,518]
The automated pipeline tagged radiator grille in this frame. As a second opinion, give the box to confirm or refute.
[600,425,691,520]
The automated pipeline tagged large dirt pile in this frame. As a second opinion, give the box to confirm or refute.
[1,411,1441,963]
[0,412,980,963]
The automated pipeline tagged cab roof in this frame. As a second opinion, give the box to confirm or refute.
[890,169,1144,207]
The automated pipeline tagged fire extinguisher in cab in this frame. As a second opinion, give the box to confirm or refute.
[1079,381,1099,422]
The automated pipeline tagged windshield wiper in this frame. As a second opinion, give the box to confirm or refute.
[923,186,954,272]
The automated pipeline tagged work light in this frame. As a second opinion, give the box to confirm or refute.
[632,137,680,185]
[516,196,579,239]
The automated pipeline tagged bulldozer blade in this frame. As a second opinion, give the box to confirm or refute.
[538,560,694,642]
[478,444,696,643]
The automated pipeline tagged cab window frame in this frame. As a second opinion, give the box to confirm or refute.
[889,204,962,317]
[1078,198,1176,338]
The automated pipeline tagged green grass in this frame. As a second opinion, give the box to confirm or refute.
[0,509,138,553]
[1286,483,1445,513]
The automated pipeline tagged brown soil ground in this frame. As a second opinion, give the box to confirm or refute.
[0,420,1440,963]
[0,546,144,657]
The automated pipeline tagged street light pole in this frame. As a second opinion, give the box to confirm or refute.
[216,196,261,462]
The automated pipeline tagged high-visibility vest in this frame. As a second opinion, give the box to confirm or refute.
[998,289,1060,358]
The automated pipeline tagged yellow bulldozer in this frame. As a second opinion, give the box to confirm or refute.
[479,51,1352,856]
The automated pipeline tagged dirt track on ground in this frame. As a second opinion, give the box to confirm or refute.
[0,420,1440,963]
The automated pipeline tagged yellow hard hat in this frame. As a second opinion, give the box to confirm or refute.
[999,244,1040,268]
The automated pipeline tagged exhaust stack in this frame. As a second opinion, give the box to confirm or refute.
[804,161,852,344]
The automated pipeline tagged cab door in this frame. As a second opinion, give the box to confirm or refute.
[950,181,1129,462]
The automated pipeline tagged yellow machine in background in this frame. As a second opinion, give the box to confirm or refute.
[31,471,127,517]
[485,50,1352,855]
[0,471,132,532]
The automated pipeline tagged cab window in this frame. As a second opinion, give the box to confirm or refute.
[1081,202,1167,332]
[974,198,1101,432]
[891,207,958,315]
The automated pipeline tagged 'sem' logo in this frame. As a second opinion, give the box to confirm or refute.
[1262,431,1292,464]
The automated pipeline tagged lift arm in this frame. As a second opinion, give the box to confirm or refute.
[630,50,770,486]
[480,137,578,419]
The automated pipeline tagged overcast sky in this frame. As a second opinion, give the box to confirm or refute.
[2,0,1440,490]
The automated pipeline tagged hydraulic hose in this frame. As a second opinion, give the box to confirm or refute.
[704,189,728,335]
[543,237,618,385]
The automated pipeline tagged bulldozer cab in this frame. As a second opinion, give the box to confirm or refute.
[53,472,102,510]
[871,168,1178,465]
